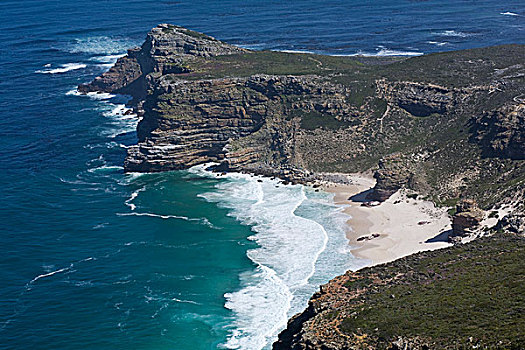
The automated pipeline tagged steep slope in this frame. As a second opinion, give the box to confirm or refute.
[80,25,525,214]
[273,232,525,349]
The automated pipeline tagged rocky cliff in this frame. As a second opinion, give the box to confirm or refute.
[80,25,524,215]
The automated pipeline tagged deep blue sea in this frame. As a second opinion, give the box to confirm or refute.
[0,1,523,349]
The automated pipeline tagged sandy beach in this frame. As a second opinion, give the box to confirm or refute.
[326,174,452,266]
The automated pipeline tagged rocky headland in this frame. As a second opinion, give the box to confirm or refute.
[80,24,525,349]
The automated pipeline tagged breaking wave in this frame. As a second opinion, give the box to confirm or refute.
[35,63,86,74]
[67,36,137,55]
[189,165,364,349]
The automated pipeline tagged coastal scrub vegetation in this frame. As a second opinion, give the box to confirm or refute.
[338,232,525,348]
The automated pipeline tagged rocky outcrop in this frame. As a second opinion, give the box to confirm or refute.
[124,73,357,173]
[496,213,525,235]
[366,154,427,202]
[367,155,412,201]
[376,80,457,117]
[124,77,268,172]
[78,23,245,98]
[471,102,525,160]
[450,199,484,239]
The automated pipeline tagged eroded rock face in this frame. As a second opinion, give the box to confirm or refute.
[496,213,525,235]
[376,80,456,117]
[471,102,525,160]
[124,77,268,172]
[367,154,413,201]
[451,199,484,238]
[78,23,245,97]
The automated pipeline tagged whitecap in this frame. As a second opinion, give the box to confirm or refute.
[89,53,126,63]
[427,41,448,46]
[374,48,423,56]
[93,223,108,229]
[223,266,293,350]
[125,187,145,211]
[276,49,315,54]
[29,265,73,284]
[87,165,124,173]
[172,297,201,305]
[36,63,86,74]
[500,11,519,16]
[66,89,116,100]
[433,30,471,38]
[331,48,423,57]
[117,212,214,228]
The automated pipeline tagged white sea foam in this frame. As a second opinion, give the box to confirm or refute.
[87,165,124,173]
[374,48,423,56]
[89,53,126,63]
[36,63,86,74]
[172,297,201,305]
[427,41,448,46]
[98,100,139,138]
[29,266,72,284]
[125,187,145,211]
[332,47,423,57]
[68,36,137,55]
[67,89,139,138]
[500,11,519,16]
[66,89,116,100]
[433,30,471,38]
[190,165,364,349]
[117,211,216,228]
[276,49,315,54]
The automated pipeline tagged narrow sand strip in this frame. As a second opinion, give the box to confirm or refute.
[325,174,452,266]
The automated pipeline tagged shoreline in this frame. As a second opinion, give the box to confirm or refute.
[325,174,452,267]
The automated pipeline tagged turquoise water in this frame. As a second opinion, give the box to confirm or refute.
[1,0,523,349]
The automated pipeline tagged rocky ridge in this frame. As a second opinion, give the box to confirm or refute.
[81,26,525,209]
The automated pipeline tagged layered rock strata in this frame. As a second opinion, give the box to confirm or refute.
[80,24,525,208]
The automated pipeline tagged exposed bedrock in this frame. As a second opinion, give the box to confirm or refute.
[496,213,525,235]
[124,78,269,172]
[450,199,484,240]
[124,74,352,173]
[78,23,245,98]
[470,102,525,160]
[376,80,458,117]
[367,154,428,202]
[79,24,525,211]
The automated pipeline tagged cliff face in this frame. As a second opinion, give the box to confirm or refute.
[471,102,525,160]
[78,23,245,98]
[81,23,525,211]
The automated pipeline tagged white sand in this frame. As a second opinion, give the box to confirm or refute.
[325,174,452,266]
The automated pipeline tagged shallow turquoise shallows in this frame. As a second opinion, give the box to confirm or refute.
[1,0,523,349]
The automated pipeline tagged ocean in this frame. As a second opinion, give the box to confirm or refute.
[0,1,523,349]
